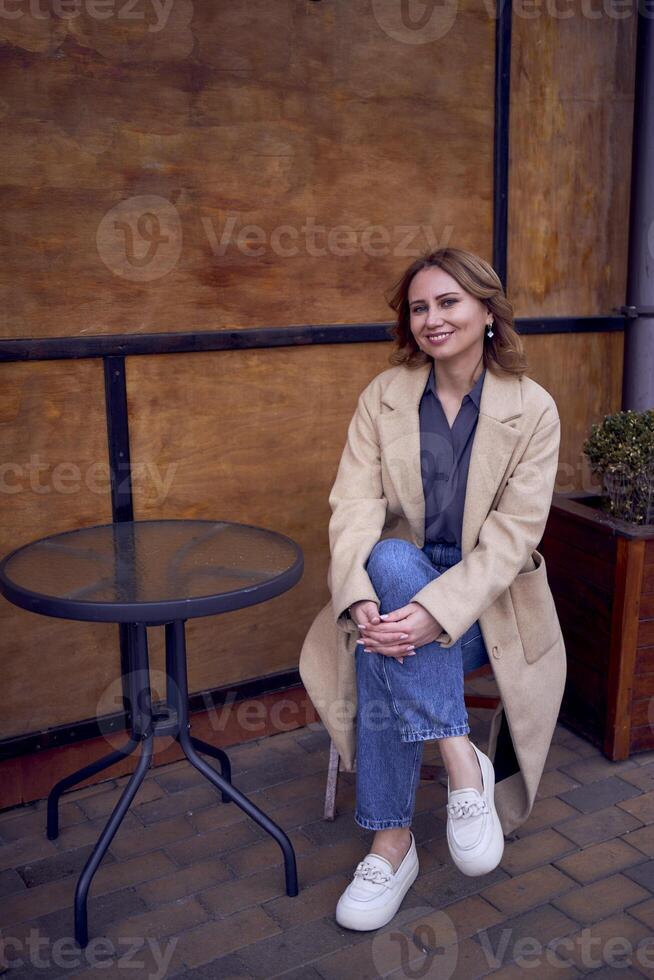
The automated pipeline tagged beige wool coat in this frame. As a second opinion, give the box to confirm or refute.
[298,359,567,837]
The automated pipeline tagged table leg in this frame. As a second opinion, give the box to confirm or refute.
[74,623,155,948]
[165,620,299,898]
[47,736,141,841]
[75,733,153,948]
[48,620,150,841]
[188,736,232,802]
[162,616,233,801]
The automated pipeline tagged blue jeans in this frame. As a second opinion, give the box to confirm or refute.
[354,538,490,830]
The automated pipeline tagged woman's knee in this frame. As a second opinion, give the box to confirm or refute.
[365,538,420,585]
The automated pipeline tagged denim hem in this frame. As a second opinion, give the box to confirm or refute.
[355,813,413,830]
[400,723,470,742]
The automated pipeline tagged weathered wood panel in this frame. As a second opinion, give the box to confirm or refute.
[525,331,624,498]
[509,15,636,314]
[0,360,116,739]
[0,1,494,338]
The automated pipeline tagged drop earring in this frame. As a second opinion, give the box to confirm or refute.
[486,319,494,338]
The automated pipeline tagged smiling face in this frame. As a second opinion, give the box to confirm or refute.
[408,266,490,366]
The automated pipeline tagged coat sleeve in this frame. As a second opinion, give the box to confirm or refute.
[411,411,561,648]
[326,385,389,634]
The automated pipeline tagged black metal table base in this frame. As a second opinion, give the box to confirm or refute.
[46,620,299,948]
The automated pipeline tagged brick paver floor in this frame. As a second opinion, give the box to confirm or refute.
[2,673,654,979]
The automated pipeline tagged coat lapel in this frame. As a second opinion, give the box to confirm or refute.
[377,361,523,554]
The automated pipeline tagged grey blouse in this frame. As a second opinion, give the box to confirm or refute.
[419,363,486,549]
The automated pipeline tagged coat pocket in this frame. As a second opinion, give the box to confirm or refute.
[509,549,561,664]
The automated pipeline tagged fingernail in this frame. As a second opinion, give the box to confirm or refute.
[407,645,416,650]
[399,633,408,639]
[407,652,417,656]
[379,614,389,620]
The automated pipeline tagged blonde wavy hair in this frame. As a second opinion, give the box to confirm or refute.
[385,247,528,377]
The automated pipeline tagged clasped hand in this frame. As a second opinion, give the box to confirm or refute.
[349,599,443,664]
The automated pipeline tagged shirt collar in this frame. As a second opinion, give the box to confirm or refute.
[426,363,486,408]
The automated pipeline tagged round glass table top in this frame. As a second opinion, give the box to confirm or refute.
[0,520,304,624]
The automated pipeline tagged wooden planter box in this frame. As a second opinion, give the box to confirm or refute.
[542,492,654,760]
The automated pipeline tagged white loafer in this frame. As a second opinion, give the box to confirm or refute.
[335,830,419,931]
[446,741,504,876]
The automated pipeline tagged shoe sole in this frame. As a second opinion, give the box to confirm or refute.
[447,745,504,877]
[335,854,419,931]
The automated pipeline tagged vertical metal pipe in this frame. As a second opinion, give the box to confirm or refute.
[622,14,654,411]
[103,355,135,717]
[493,0,512,290]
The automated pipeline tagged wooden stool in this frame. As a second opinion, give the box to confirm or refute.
[323,663,500,821]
